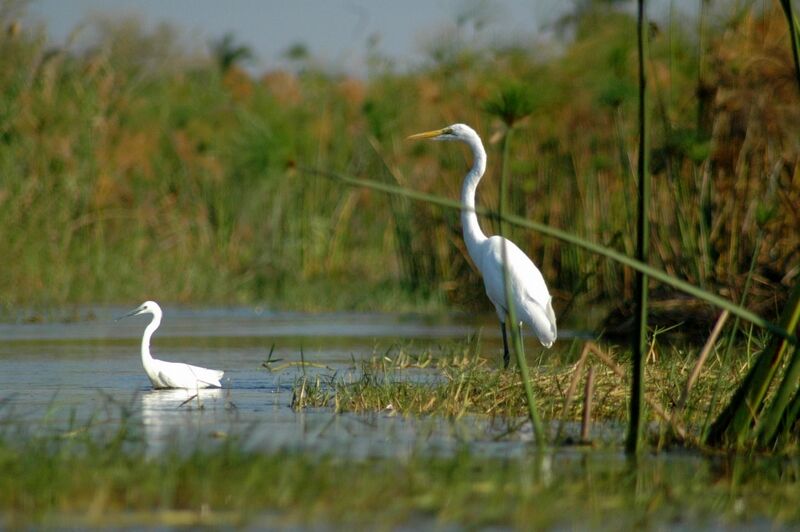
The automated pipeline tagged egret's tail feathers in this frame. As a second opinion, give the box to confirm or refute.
[520,297,557,348]
[546,297,557,340]
[198,369,224,388]
[186,366,224,388]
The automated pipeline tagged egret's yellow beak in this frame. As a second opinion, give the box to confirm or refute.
[406,128,446,141]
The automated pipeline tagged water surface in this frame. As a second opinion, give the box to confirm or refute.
[1,306,561,456]
[3,307,798,529]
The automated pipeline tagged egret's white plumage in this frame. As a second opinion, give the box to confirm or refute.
[118,301,224,389]
[408,123,556,367]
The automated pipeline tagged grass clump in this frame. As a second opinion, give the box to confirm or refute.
[295,350,532,418]
[290,337,757,447]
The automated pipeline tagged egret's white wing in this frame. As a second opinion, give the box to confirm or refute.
[151,360,223,389]
[155,361,191,389]
[479,236,556,346]
[155,371,175,389]
[480,236,551,309]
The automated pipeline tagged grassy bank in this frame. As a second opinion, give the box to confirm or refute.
[0,5,797,317]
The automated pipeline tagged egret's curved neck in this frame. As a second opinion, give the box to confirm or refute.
[141,312,161,366]
[460,134,489,258]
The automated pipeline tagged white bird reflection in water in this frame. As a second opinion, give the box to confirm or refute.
[140,387,230,455]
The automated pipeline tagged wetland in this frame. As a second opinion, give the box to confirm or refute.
[1,307,798,529]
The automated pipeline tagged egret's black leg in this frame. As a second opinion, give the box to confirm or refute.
[500,320,510,369]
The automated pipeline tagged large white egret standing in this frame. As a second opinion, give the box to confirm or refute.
[118,301,224,389]
[408,123,556,367]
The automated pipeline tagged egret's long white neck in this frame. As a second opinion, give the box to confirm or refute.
[141,311,161,366]
[460,132,489,259]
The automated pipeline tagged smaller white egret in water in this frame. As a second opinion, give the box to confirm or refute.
[118,301,224,389]
[408,123,556,368]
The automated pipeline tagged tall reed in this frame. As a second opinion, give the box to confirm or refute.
[780,0,800,92]
[706,282,800,447]
[487,83,546,444]
[626,0,650,455]
[756,284,800,445]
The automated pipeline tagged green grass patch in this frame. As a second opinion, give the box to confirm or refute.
[288,337,765,448]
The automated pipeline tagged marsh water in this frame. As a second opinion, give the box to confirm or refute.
[0,306,574,456]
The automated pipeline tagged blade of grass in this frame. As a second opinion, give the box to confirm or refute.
[778,375,800,442]
[780,0,800,94]
[707,281,800,447]
[699,225,767,442]
[755,282,800,446]
[498,125,545,446]
[556,345,589,441]
[672,310,730,418]
[581,365,596,443]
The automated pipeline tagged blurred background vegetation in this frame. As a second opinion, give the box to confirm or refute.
[0,1,797,326]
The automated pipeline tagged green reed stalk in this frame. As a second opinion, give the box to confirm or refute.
[780,0,800,93]
[779,372,800,442]
[707,281,800,447]
[699,229,764,441]
[627,0,650,455]
[498,126,545,446]
[305,167,795,346]
[721,230,764,356]
[755,282,800,445]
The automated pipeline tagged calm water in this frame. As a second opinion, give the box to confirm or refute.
[0,306,582,456]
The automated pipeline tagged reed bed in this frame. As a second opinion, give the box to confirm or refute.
[0,6,797,318]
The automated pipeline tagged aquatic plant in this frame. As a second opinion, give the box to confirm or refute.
[780,0,800,92]
[627,0,650,455]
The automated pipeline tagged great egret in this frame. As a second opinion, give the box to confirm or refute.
[118,301,224,389]
[408,123,556,367]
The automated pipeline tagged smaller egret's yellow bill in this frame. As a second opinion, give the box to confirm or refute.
[406,128,446,140]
